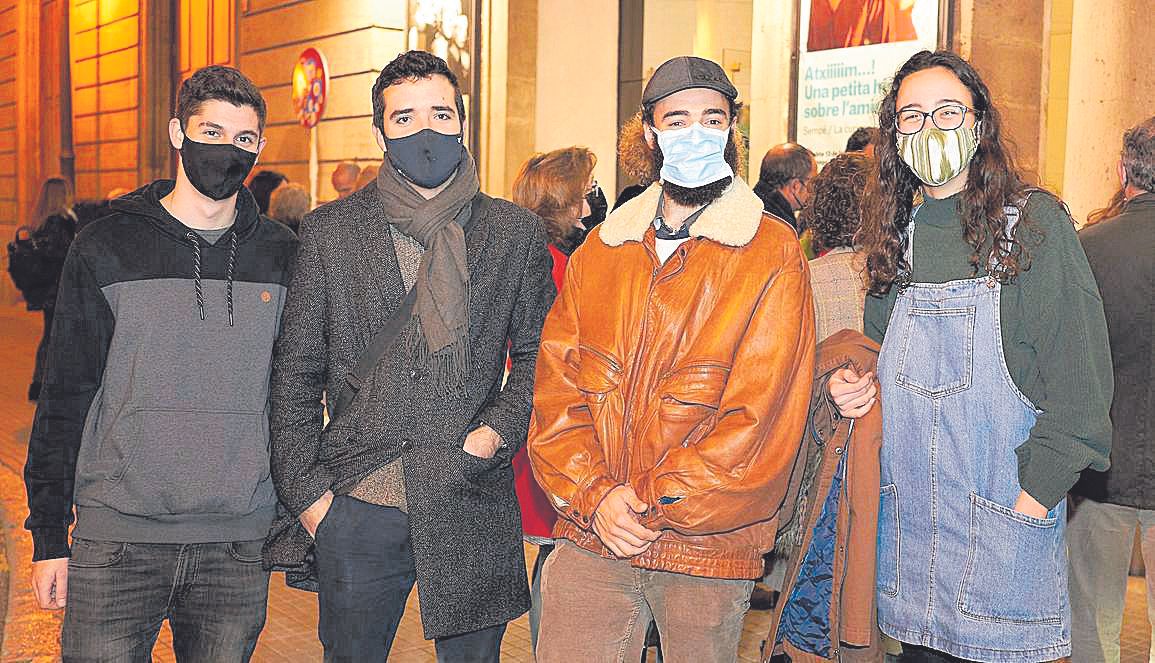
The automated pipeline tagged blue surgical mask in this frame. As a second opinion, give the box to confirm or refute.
[652,123,734,188]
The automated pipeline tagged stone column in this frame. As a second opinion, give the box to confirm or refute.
[1060,0,1155,223]
[478,0,540,198]
[534,0,619,195]
[747,0,794,175]
[956,0,1049,181]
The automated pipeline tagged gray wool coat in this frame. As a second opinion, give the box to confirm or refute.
[265,182,555,639]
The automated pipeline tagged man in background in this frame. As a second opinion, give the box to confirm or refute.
[330,161,361,200]
[1069,115,1155,663]
[753,142,817,231]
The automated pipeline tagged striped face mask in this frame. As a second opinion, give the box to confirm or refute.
[897,121,981,187]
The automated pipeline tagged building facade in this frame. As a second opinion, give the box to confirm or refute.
[2,0,1153,304]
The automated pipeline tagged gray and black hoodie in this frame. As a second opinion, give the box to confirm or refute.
[24,180,298,560]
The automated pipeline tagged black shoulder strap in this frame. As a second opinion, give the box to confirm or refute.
[330,192,494,420]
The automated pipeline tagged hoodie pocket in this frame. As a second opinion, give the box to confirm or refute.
[103,408,271,516]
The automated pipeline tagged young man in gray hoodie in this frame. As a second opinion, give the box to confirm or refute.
[24,65,297,661]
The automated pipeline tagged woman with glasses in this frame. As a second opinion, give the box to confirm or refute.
[828,50,1112,662]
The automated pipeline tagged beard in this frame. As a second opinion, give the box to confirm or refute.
[663,177,733,207]
[552,224,585,255]
[654,140,739,207]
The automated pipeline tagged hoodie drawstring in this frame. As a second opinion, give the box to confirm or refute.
[186,229,238,327]
[186,231,206,321]
[226,230,237,327]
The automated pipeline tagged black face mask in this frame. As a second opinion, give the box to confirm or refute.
[384,128,466,189]
[583,187,608,228]
[179,136,258,201]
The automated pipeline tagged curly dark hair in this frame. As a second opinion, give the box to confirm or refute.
[372,51,466,134]
[857,50,1035,296]
[845,126,879,152]
[800,153,870,254]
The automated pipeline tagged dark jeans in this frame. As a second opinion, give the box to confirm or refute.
[315,496,507,663]
[62,538,269,663]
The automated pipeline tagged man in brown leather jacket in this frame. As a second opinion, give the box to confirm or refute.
[528,56,816,662]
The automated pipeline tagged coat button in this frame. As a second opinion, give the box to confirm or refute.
[400,438,413,451]
[409,370,418,380]
[834,446,844,455]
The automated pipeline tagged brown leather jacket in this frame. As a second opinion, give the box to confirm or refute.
[764,330,884,663]
[528,181,816,579]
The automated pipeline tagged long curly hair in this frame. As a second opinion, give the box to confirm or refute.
[857,51,1033,296]
[800,153,870,253]
[1085,187,1125,227]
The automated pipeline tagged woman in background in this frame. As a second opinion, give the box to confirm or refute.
[248,169,287,215]
[510,146,598,652]
[24,177,77,400]
[799,151,871,342]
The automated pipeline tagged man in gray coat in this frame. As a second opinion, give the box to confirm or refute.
[268,51,554,662]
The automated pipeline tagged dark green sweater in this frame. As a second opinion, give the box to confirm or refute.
[864,192,1113,509]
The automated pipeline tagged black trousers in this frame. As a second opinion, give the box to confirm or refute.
[315,495,507,662]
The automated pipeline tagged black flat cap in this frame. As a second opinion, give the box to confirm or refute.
[641,56,738,106]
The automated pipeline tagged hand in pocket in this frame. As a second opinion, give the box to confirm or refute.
[463,425,502,459]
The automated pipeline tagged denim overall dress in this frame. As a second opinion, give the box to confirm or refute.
[875,206,1070,662]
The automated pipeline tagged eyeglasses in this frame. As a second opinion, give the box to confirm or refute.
[895,104,979,135]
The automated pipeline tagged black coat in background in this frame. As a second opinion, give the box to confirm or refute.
[753,181,799,230]
[266,182,556,638]
[1073,192,1155,509]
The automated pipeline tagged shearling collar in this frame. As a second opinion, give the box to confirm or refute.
[598,180,767,248]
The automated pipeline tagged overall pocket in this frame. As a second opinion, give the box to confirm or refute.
[877,484,900,597]
[104,408,270,516]
[957,492,1063,625]
[657,362,729,447]
[895,306,975,399]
